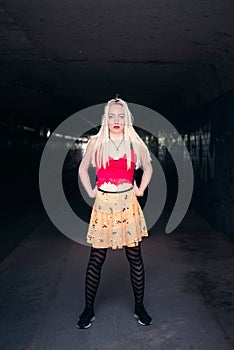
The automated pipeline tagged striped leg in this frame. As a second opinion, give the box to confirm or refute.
[84,246,107,308]
[125,242,153,325]
[125,242,145,306]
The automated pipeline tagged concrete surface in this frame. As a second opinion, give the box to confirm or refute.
[0,208,233,350]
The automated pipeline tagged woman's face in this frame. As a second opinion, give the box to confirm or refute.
[107,103,125,137]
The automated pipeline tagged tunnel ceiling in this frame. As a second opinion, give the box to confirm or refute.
[0,0,234,128]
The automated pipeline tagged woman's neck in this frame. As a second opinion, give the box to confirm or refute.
[109,133,124,140]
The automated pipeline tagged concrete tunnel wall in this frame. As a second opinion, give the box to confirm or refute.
[1,90,234,242]
[177,90,234,239]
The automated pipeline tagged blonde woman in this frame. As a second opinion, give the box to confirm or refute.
[77,97,153,329]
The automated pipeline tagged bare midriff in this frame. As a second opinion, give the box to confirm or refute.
[98,181,133,192]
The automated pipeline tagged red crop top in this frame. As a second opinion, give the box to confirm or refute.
[96,148,136,187]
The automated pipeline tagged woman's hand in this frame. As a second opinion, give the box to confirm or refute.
[88,186,97,198]
[133,180,144,197]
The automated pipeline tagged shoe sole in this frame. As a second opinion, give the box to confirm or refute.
[134,313,153,326]
[77,316,95,329]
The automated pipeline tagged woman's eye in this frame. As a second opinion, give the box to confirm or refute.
[119,115,125,119]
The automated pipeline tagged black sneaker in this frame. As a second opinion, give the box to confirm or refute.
[77,306,95,329]
[134,303,153,326]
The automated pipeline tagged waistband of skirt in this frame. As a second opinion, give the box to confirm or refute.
[97,186,133,194]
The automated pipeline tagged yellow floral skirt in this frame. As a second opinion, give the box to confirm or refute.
[86,187,148,250]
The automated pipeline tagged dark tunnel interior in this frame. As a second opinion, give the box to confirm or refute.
[1,1,234,250]
[0,1,234,348]
[1,0,234,259]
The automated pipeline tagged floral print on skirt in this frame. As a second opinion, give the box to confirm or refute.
[86,187,148,249]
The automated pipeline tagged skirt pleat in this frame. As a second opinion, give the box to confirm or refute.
[86,188,148,250]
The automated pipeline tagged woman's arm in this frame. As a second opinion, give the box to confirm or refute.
[133,145,153,197]
[78,137,97,198]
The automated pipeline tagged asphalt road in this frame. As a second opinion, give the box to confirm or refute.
[0,207,233,350]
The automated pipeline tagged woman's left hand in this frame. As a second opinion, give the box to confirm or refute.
[133,181,144,197]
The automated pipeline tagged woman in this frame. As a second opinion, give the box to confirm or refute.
[77,97,153,329]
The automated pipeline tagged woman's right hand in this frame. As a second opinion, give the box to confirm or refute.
[89,186,97,198]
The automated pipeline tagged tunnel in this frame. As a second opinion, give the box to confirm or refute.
[0,1,234,349]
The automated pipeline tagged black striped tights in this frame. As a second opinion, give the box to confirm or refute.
[83,243,145,309]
